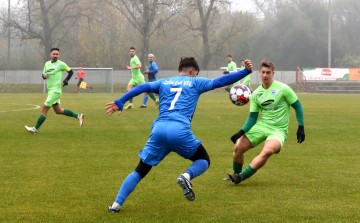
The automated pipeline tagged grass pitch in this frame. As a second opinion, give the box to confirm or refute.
[0,92,359,222]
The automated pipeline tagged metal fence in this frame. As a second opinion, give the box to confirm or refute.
[0,70,296,83]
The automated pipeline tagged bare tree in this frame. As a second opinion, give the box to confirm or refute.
[108,0,179,64]
[1,0,91,63]
[180,0,245,70]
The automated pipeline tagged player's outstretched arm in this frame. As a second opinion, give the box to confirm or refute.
[105,102,122,116]
[105,83,153,116]
[231,112,258,144]
[291,100,305,143]
[213,60,253,89]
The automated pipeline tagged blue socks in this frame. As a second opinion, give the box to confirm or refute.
[185,159,209,180]
[115,171,142,206]
[143,96,149,106]
[114,160,209,206]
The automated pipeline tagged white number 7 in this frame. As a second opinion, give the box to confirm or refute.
[169,88,182,110]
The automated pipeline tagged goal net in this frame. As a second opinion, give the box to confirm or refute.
[65,68,113,93]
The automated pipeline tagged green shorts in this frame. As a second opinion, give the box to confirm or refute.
[129,75,146,87]
[45,92,61,107]
[245,122,287,154]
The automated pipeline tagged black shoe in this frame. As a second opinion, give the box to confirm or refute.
[228,173,243,184]
[90,86,92,90]
[108,205,121,213]
[177,174,195,201]
[139,105,147,108]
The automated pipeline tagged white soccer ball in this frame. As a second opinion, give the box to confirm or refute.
[229,84,251,106]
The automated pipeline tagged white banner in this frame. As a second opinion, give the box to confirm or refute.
[302,68,349,81]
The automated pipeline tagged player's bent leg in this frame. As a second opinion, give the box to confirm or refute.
[187,144,210,179]
[225,135,253,181]
[52,104,64,114]
[53,104,83,127]
[250,139,281,170]
[109,160,152,213]
[233,135,253,165]
[230,139,281,184]
[177,144,210,202]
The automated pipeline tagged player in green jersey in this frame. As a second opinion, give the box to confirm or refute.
[240,60,252,92]
[123,47,158,109]
[225,60,305,184]
[24,48,84,134]
[224,55,240,92]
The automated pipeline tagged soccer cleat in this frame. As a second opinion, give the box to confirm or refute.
[77,114,84,127]
[228,173,243,184]
[24,126,37,134]
[90,86,93,90]
[177,174,195,201]
[139,105,147,108]
[108,205,121,213]
[223,176,231,181]
[124,104,134,110]
[154,99,159,109]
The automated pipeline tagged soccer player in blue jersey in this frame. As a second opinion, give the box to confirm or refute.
[141,54,159,108]
[105,57,253,213]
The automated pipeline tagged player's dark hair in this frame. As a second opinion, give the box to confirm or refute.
[260,60,275,71]
[178,57,200,74]
[241,60,245,62]
[130,47,135,50]
[51,48,59,52]
[227,55,232,58]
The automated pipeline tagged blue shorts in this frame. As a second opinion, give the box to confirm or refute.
[139,121,201,166]
[148,78,157,82]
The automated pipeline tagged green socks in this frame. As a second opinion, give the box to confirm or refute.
[148,93,157,101]
[34,109,78,130]
[233,161,243,174]
[225,87,231,92]
[64,109,78,118]
[35,115,46,129]
[129,98,133,104]
[241,165,257,180]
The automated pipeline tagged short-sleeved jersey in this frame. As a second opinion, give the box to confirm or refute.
[148,75,214,127]
[228,61,237,72]
[43,60,70,93]
[130,55,142,77]
[250,80,298,134]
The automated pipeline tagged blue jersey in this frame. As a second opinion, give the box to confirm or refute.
[148,75,214,127]
[148,61,159,81]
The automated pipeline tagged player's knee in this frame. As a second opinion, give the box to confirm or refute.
[260,148,276,158]
[233,144,245,156]
[189,144,210,168]
[134,160,152,179]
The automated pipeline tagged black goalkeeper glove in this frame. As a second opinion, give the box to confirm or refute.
[297,126,305,143]
[231,129,245,144]
[223,71,229,75]
[63,79,68,87]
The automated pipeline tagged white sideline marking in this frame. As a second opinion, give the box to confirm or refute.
[0,104,41,113]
